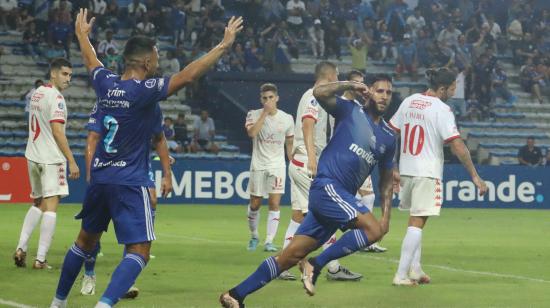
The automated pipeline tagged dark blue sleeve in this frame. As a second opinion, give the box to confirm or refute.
[136,76,171,108]
[329,96,357,120]
[152,104,163,135]
[380,138,397,170]
[85,104,102,133]
[90,66,115,97]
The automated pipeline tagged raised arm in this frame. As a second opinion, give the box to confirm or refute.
[246,111,268,138]
[152,132,173,198]
[166,16,243,96]
[74,8,103,72]
[312,81,370,115]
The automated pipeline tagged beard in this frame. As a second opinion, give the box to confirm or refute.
[367,99,386,116]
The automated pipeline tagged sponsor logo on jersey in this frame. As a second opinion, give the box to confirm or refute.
[409,100,432,110]
[145,79,157,88]
[349,143,377,166]
[107,89,126,97]
[93,158,128,168]
[158,78,165,91]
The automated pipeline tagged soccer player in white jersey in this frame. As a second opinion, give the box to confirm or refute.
[245,83,294,252]
[279,62,362,281]
[389,68,488,286]
[14,58,80,269]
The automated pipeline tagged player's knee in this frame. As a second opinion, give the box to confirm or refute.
[75,229,102,251]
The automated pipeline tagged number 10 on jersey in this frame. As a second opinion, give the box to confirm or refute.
[402,123,424,156]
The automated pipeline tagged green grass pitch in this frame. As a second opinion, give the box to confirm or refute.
[1,204,549,308]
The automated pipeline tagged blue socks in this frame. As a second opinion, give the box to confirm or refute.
[231,256,280,301]
[84,241,100,276]
[55,243,93,300]
[313,229,369,268]
[99,252,147,306]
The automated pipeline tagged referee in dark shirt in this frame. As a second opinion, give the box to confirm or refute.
[518,137,543,166]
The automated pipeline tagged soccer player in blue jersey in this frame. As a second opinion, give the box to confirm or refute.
[220,74,397,307]
[50,9,243,308]
[79,103,172,298]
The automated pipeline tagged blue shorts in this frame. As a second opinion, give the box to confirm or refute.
[76,183,156,244]
[295,178,370,244]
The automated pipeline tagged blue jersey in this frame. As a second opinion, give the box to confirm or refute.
[88,66,170,186]
[316,97,396,194]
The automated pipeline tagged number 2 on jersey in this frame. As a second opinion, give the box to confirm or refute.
[103,115,119,153]
[402,123,424,156]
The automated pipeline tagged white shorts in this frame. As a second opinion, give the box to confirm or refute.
[27,160,69,199]
[398,175,442,216]
[358,176,374,194]
[288,158,312,213]
[247,168,286,198]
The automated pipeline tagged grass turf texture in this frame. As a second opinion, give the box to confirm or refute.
[0,204,549,308]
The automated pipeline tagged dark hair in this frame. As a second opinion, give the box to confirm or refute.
[34,79,44,87]
[346,70,365,81]
[164,116,173,122]
[527,136,535,140]
[425,67,456,90]
[123,36,156,64]
[314,61,337,80]
[365,73,392,86]
[177,112,186,118]
[50,58,72,71]
[260,83,278,93]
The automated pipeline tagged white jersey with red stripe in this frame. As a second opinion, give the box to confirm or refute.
[292,88,328,162]
[25,84,68,164]
[389,92,460,180]
[245,108,294,171]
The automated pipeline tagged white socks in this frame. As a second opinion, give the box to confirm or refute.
[247,205,260,239]
[283,219,301,249]
[323,234,340,272]
[17,206,43,252]
[37,211,57,262]
[411,238,422,273]
[360,194,375,213]
[396,226,423,279]
[265,210,280,244]
[94,301,111,308]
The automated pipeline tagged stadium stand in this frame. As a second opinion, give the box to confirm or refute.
[0,0,548,166]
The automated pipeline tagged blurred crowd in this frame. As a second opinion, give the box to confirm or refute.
[1,0,549,119]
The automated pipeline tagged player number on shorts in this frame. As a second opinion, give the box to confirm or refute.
[103,115,119,153]
[402,123,425,156]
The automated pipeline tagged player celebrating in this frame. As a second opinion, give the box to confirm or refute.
[49,9,242,308]
[279,62,362,281]
[338,70,387,253]
[14,58,80,269]
[220,75,396,307]
[388,68,487,286]
[245,83,294,252]
[79,103,173,298]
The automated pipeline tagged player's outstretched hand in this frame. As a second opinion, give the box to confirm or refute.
[220,16,244,50]
[75,8,95,38]
[68,161,80,180]
[473,175,487,196]
[161,175,173,198]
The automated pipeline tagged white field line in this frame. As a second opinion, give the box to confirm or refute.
[0,298,36,308]
[157,233,550,284]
